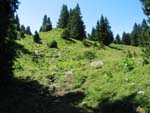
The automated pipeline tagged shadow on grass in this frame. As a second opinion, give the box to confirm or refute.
[108,45,123,51]
[0,78,85,113]
[64,38,76,44]
[87,92,150,113]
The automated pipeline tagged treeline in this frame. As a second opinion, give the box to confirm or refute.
[8,3,150,49]
[114,19,149,47]
[57,4,86,41]
[88,15,114,45]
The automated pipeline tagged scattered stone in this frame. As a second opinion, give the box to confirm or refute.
[90,60,104,68]
[34,50,40,56]
[64,71,73,83]
[137,90,145,95]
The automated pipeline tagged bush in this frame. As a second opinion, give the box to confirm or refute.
[33,31,42,44]
[48,40,58,48]
[84,51,96,59]
[141,46,150,65]
[123,57,135,71]
[82,39,92,47]
[61,28,70,39]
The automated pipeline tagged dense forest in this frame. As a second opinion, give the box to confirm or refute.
[0,0,150,113]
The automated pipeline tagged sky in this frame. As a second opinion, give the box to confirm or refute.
[17,0,147,36]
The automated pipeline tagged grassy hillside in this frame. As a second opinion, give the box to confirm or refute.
[3,28,150,113]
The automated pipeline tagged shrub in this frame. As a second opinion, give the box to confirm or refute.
[141,46,150,65]
[48,40,58,48]
[84,51,96,59]
[61,28,70,39]
[33,31,42,44]
[123,57,135,71]
[82,39,92,47]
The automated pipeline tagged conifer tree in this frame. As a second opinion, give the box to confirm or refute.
[15,14,20,31]
[20,25,26,33]
[57,4,69,28]
[122,32,131,45]
[26,26,32,35]
[96,20,101,42]
[130,23,141,46]
[68,4,86,40]
[0,0,19,83]
[115,34,121,44]
[33,31,42,44]
[89,27,97,41]
[141,0,150,16]
[40,14,52,32]
[98,15,114,45]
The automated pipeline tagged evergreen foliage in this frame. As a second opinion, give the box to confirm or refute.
[130,23,141,46]
[61,28,70,39]
[141,0,150,16]
[89,27,97,41]
[68,4,86,40]
[57,4,69,28]
[48,40,58,48]
[0,0,19,83]
[20,25,26,33]
[122,32,131,45]
[140,0,150,64]
[115,34,121,44]
[40,14,52,32]
[14,14,20,31]
[90,15,114,46]
[33,31,42,44]
[26,26,32,35]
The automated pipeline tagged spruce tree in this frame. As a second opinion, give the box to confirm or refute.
[68,4,86,40]
[89,27,97,41]
[96,20,101,42]
[20,25,26,33]
[99,15,114,45]
[122,32,131,45]
[40,14,52,32]
[26,26,32,35]
[140,0,150,64]
[33,31,42,44]
[115,34,121,44]
[15,14,20,31]
[57,4,69,28]
[0,0,19,83]
[140,0,150,16]
[130,23,140,46]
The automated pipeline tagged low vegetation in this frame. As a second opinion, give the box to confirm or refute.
[9,29,150,113]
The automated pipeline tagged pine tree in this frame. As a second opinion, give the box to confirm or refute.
[122,32,131,45]
[115,34,121,44]
[40,14,52,32]
[68,4,86,40]
[140,0,150,16]
[20,25,26,33]
[26,26,32,35]
[0,0,19,83]
[15,14,20,31]
[57,4,69,28]
[89,27,97,41]
[96,20,101,42]
[99,15,114,45]
[140,0,150,64]
[140,19,149,46]
[130,23,140,46]
[33,31,42,44]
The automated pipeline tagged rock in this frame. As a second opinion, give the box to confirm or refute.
[137,90,145,95]
[65,71,73,83]
[90,60,104,68]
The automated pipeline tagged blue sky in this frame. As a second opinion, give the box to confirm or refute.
[17,0,146,36]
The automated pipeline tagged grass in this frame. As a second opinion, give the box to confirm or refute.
[4,28,150,113]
